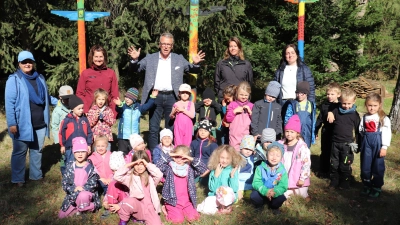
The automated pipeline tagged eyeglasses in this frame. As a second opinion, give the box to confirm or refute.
[20,60,34,65]
[160,43,173,47]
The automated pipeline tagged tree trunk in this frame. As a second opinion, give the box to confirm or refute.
[389,75,400,133]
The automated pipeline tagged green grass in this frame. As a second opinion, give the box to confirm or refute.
[1,81,400,224]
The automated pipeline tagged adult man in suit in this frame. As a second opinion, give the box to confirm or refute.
[128,32,205,151]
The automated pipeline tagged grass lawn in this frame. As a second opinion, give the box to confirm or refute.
[0,80,400,224]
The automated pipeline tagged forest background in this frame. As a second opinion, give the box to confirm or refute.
[1,0,400,101]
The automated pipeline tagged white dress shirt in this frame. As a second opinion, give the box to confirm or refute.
[154,53,173,91]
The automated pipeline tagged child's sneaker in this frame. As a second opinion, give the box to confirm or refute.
[271,208,281,215]
[100,209,110,219]
[118,220,128,225]
[368,187,381,198]
[360,186,370,196]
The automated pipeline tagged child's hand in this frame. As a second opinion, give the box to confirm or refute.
[113,98,122,106]
[233,106,243,114]
[203,98,212,106]
[380,148,387,157]
[182,154,194,163]
[151,89,159,97]
[297,180,304,187]
[267,189,275,200]
[315,134,319,140]
[327,112,335,123]
[221,99,227,107]
[177,107,185,112]
[60,146,65,154]
[254,135,260,141]
[243,105,252,115]
[103,201,110,209]
[230,165,238,178]
[74,186,84,192]
[100,178,111,185]
[109,204,121,213]
[87,146,92,154]
[214,164,223,178]
[222,120,230,127]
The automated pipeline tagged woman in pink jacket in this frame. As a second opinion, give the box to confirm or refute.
[278,115,311,200]
[226,81,253,151]
[110,150,163,225]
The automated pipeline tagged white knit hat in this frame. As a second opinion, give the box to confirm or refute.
[160,128,173,142]
[109,151,126,171]
[129,134,144,150]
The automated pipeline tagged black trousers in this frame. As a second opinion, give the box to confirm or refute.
[330,142,354,185]
[320,128,333,173]
[250,190,286,209]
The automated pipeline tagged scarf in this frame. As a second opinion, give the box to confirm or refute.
[17,69,45,105]
[339,105,356,114]
[91,64,107,71]
[159,144,174,155]
[261,163,284,189]
[169,161,189,177]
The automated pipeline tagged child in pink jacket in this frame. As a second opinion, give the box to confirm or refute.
[124,134,152,163]
[226,81,254,151]
[110,150,163,225]
[278,115,311,200]
[170,83,195,146]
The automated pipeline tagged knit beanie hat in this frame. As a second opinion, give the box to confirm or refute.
[160,128,173,142]
[202,87,215,100]
[261,128,276,144]
[265,81,282,98]
[285,114,301,133]
[296,81,310,95]
[266,141,284,156]
[129,134,144,150]
[125,87,139,102]
[179,83,191,92]
[198,119,214,133]
[72,137,88,153]
[109,151,126,171]
[216,186,235,206]
[240,135,255,151]
[68,95,84,110]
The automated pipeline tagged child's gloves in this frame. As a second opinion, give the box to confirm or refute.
[347,143,359,153]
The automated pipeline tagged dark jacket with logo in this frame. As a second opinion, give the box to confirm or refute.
[59,112,93,148]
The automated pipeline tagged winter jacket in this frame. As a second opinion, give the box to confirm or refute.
[152,144,174,165]
[274,61,315,103]
[284,100,316,146]
[278,139,311,189]
[105,180,129,204]
[251,99,282,137]
[76,66,119,118]
[60,160,101,212]
[130,52,201,104]
[195,100,222,123]
[87,105,116,141]
[238,155,255,191]
[88,151,113,179]
[116,99,155,139]
[51,101,70,144]
[190,138,218,165]
[5,71,56,141]
[208,165,239,199]
[114,163,163,213]
[214,57,253,101]
[156,153,208,207]
[252,161,288,197]
[59,112,93,148]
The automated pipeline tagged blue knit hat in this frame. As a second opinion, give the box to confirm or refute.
[266,141,284,156]
[18,51,35,62]
[125,87,139,101]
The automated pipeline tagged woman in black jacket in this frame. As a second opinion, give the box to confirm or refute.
[214,37,253,102]
[274,44,315,105]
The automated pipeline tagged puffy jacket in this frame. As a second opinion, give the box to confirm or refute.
[251,99,282,137]
[59,112,93,148]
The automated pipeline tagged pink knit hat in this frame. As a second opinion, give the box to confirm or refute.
[72,137,88,153]
[285,114,301,133]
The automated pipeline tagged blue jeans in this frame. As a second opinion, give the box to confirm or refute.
[11,127,46,183]
[148,92,176,151]
[60,148,75,176]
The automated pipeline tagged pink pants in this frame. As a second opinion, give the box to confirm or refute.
[58,191,95,218]
[118,197,162,225]
[165,203,199,223]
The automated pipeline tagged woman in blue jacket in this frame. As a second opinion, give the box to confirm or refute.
[274,44,315,105]
[5,51,57,187]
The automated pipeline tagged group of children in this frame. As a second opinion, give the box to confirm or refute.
[51,78,391,224]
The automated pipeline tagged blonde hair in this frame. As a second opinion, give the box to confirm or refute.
[223,37,245,60]
[130,150,150,187]
[171,145,191,156]
[223,85,237,98]
[326,82,341,95]
[94,135,108,146]
[236,81,251,101]
[207,145,246,170]
[340,88,356,101]
[92,88,109,107]
[267,146,282,156]
[365,93,386,126]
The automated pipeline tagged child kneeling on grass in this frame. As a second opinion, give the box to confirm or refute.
[251,142,287,215]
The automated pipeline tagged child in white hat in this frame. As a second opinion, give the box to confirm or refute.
[152,128,174,164]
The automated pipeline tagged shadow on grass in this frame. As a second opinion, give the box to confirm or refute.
[0,128,9,143]
[41,143,61,177]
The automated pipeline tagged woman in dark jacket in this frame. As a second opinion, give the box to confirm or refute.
[214,37,253,102]
[274,44,315,105]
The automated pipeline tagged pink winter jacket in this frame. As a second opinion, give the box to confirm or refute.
[88,151,113,180]
[114,163,163,213]
[279,139,311,189]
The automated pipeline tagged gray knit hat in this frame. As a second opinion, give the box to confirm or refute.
[261,128,276,144]
[265,81,282,98]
